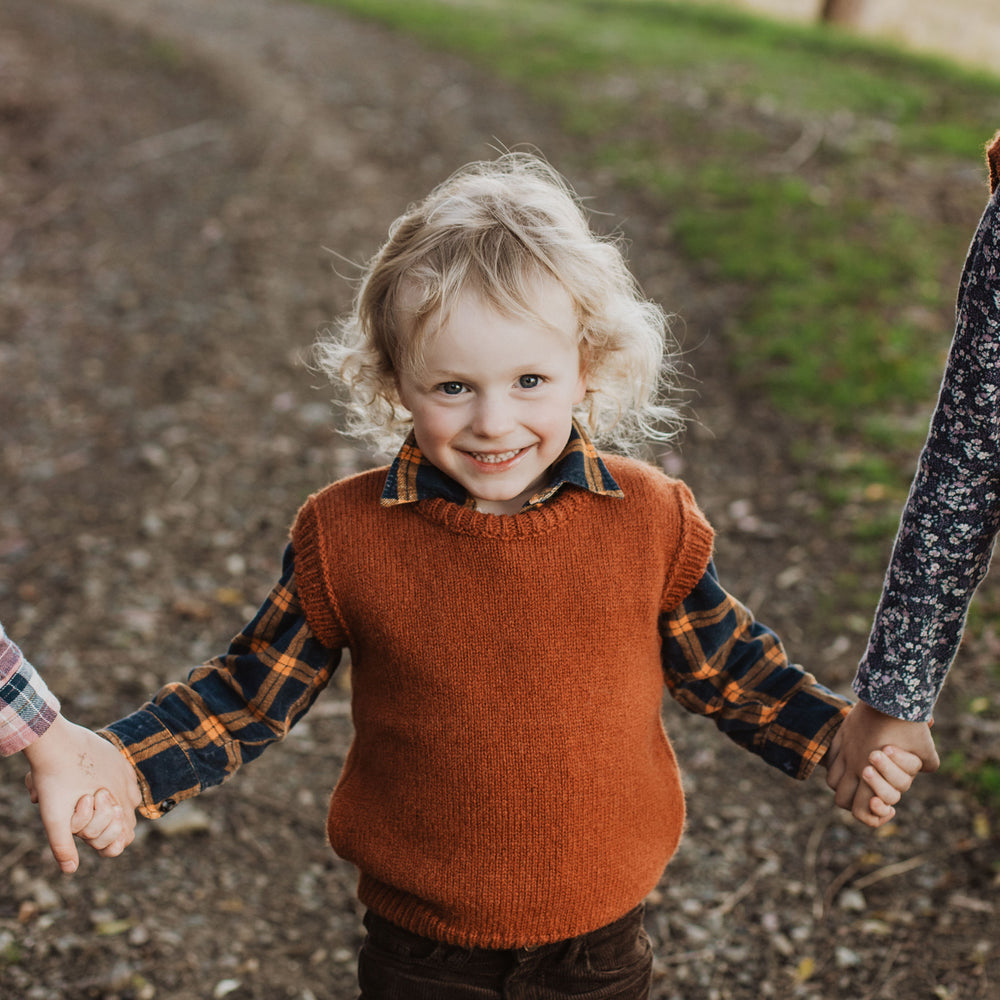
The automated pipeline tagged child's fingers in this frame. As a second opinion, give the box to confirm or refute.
[870,747,919,789]
[880,744,923,776]
[831,770,860,810]
[866,794,895,822]
[93,787,136,858]
[70,793,97,834]
[75,789,127,852]
[861,765,902,806]
[863,750,915,806]
[825,747,846,790]
[97,824,135,858]
[850,781,895,828]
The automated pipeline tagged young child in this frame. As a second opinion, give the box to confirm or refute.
[28,153,918,998]
[1,620,137,871]
[827,130,1000,824]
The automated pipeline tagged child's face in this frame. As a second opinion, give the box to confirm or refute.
[396,279,587,515]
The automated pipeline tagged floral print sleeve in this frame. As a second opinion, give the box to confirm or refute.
[855,136,1000,721]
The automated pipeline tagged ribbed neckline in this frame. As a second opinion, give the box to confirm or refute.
[413,486,597,538]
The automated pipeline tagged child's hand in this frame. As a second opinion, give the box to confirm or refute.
[70,789,134,856]
[22,715,141,873]
[825,701,938,827]
[856,745,922,827]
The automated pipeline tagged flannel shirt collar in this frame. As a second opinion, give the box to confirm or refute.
[380,419,623,511]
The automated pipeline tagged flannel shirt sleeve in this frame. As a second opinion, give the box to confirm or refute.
[0,623,60,755]
[101,544,341,818]
[659,561,850,780]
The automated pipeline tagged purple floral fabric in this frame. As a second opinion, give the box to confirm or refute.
[855,187,1000,720]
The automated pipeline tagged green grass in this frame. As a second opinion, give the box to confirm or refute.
[943,750,1000,814]
[313,0,1000,533]
[317,0,1000,146]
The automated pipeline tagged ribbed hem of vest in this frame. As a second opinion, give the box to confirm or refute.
[356,873,651,950]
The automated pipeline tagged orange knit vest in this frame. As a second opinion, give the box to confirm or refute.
[292,454,714,948]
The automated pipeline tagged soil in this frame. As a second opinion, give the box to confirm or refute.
[1,1,998,998]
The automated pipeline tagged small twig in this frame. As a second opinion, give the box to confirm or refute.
[822,857,865,917]
[0,836,37,877]
[852,837,978,892]
[711,853,778,918]
[805,810,833,920]
[860,940,904,1000]
[851,851,937,891]
[824,837,980,916]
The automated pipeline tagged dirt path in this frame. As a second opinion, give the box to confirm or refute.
[1,2,998,998]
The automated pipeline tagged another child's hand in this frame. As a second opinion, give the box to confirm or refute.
[70,788,134,856]
[826,701,938,828]
[23,715,142,873]
[856,745,922,827]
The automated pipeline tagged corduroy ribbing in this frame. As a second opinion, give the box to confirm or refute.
[291,455,714,948]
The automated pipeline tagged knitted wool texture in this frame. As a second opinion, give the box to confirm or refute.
[292,455,714,949]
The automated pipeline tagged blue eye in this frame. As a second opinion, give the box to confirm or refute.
[518,374,541,389]
[438,381,466,395]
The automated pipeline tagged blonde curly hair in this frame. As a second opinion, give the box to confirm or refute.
[314,152,684,456]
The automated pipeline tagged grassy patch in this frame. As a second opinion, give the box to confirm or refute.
[943,750,1000,814]
[313,0,1000,548]
[317,0,1000,145]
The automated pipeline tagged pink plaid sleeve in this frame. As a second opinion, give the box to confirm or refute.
[0,624,60,755]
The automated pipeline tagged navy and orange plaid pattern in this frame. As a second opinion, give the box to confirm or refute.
[660,562,846,777]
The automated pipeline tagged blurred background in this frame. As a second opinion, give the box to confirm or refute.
[2,1,1000,998]
[713,0,999,72]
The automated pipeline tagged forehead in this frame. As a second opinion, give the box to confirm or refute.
[421,280,580,369]
[401,273,578,338]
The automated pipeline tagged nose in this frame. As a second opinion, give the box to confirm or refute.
[469,392,516,438]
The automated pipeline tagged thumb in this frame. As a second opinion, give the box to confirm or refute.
[38,796,84,875]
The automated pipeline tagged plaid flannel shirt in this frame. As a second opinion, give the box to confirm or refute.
[103,426,848,817]
[0,623,60,755]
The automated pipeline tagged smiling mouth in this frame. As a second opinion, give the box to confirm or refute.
[468,448,521,463]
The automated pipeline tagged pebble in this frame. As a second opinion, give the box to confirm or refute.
[837,888,867,912]
[835,946,862,968]
[151,802,215,837]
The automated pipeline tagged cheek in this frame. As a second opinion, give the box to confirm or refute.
[410,401,461,444]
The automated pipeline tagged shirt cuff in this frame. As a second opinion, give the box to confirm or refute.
[853,658,938,722]
[0,652,61,756]
[100,709,204,819]
[756,685,850,780]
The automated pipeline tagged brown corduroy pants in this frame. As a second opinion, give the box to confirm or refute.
[356,905,653,1000]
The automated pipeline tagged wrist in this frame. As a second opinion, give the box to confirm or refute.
[21,712,71,767]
